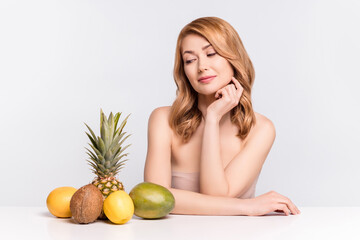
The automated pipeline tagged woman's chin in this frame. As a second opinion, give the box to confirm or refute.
[197,91,217,99]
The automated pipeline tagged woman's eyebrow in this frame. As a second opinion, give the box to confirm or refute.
[183,44,212,55]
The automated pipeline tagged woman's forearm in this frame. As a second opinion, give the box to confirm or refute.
[200,116,230,196]
[168,187,248,215]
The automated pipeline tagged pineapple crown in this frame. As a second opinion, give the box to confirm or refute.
[85,109,131,178]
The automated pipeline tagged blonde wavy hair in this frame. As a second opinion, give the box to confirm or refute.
[169,17,256,142]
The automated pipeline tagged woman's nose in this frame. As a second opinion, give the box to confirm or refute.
[198,58,209,73]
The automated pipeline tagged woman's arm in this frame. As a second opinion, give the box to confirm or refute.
[168,187,247,215]
[144,107,300,216]
[200,114,276,197]
[144,107,172,187]
[169,188,299,216]
[199,115,228,195]
[200,78,275,197]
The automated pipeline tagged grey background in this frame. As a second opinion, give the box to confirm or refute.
[1,0,359,207]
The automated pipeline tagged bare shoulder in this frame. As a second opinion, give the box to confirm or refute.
[254,112,276,132]
[246,112,276,143]
[149,106,171,124]
[148,106,173,138]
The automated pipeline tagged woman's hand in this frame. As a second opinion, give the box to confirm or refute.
[244,191,301,216]
[207,77,244,122]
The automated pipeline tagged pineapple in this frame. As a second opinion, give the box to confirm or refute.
[85,109,131,198]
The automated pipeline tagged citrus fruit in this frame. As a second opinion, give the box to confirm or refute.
[46,186,77,218]
[129,182,175,219]
[103,190,134,224]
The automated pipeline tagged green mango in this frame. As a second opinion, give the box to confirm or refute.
[129,182,175,219]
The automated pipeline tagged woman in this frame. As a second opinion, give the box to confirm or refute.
[144,17,300,216]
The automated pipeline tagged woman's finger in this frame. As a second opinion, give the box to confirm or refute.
[292,201,300,214]
[225,84,237,106]
[231,77,241,89]
[229,84,238,102]
[215,88,227,99]
[227,85,238,106]
[282,200,298,215]
[276,196,299,215]
[231,77,243,98]
[274,203,291,216]
[222,87,232,102]
[293,203,300,214]
[224,85,234,100]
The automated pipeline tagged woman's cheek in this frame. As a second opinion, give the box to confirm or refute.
[184,69,196,83]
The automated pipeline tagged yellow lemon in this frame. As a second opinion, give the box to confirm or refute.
[46,186,77,218]
[103,190,134,224]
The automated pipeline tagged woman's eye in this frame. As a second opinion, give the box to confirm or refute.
[185,53,216,64]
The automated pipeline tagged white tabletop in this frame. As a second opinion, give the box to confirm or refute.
[0,207,359,240]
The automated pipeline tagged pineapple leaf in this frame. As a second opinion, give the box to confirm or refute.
[114,144,131,159]
[108,112,113,124]
[113,153,129,164]
[111,159,126,169]
[105,112,114,145]
[108,132,125,155]
[118,114,131,134]
[107,132,130,161]
[113,164,126,175]
[112,142,124,158]
[116,131,126,142]
[98,163,106,172]
[114,128,120,138]
[104,149,112,161]
[111,162,126,174]
[85,133,98,149]
[112,128,123,144]
[114,160,125,169]
[112,152,128,163]
[85,147,97,160]
[118,134,131,150]
[86,160,97,168]
[90,170,100,177]
[89,143,102,158]
[100,110,107,141]
[86,160,97,169]
[87,161,102,176]
[100,109,107,126]
[97,154,105,165]
[114,112,121,135]
[105,160,111,169]
[108,112,114,140]
[84,123,97,145]
[86,153,97,163]
[97,137,106,155]
[102,118,111,151]
[113,159,127,169]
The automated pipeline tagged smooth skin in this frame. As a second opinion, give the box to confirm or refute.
[144,34,300,216]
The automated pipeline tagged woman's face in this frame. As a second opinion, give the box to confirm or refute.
[181,34,234,96]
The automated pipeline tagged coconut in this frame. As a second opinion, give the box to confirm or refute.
[70,184,103,224]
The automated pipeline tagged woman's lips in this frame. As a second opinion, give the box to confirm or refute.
[198,76,216,83]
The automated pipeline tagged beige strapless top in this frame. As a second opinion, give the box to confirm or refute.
[171,171,258,199]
